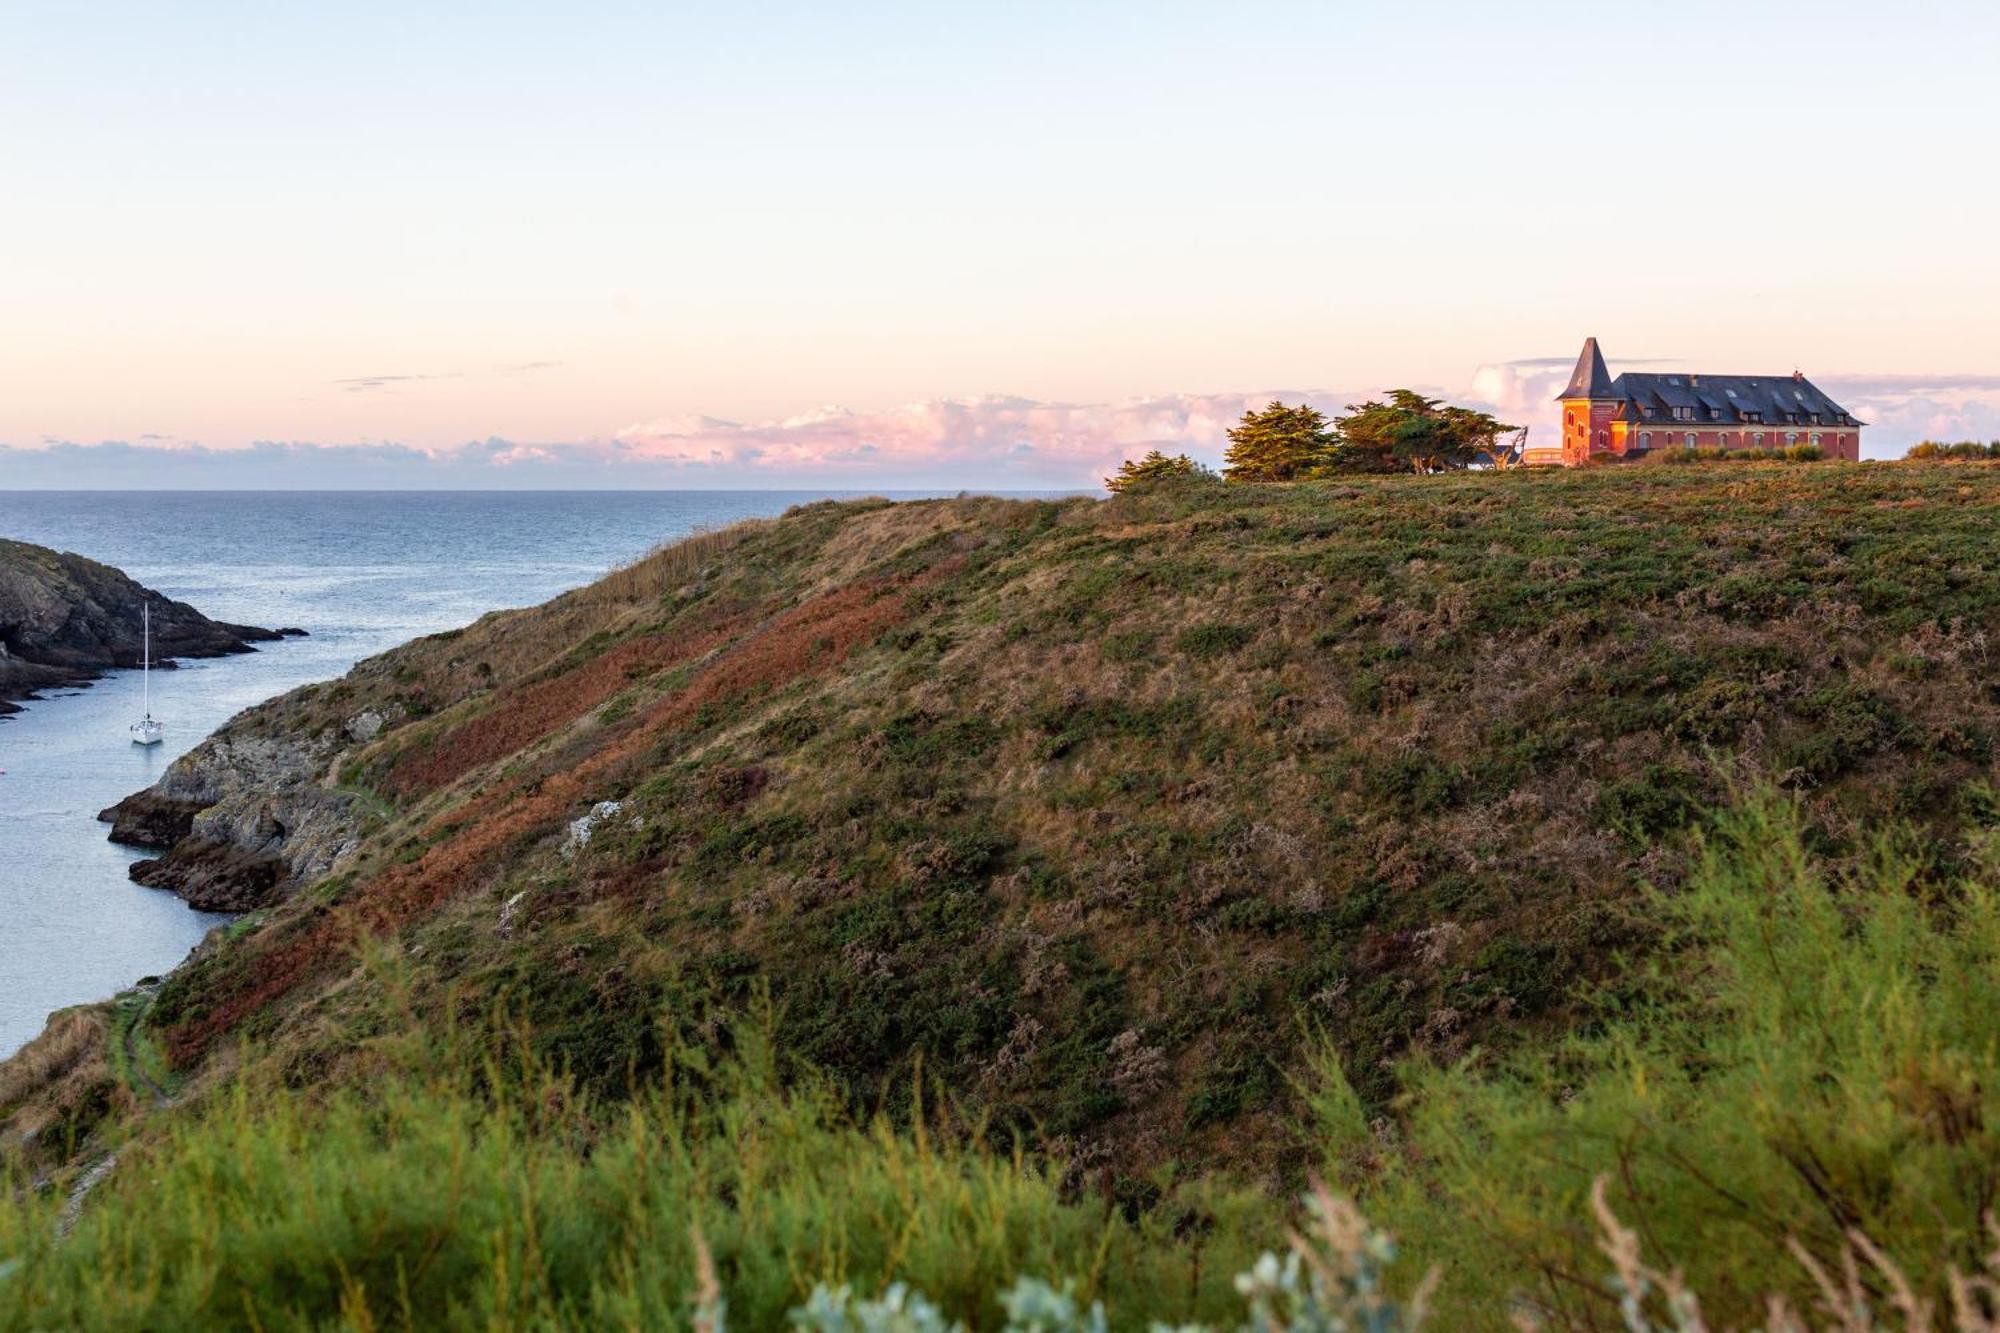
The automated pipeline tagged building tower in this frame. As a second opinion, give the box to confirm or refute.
[1556,336,1621,465]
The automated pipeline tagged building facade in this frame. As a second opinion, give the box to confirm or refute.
[1525,338,1863,466]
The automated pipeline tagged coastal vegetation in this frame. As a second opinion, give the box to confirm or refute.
[4,460,1999,1326]
[1102,449,1214,493]
[1907,440,2000,460]
[1221,393,1518,480]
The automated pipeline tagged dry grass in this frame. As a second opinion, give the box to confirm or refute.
[575,521,771,609]
[0,1009,104,1109]
[0,1007,116,1150]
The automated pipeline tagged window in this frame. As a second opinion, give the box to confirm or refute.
[1686,433,1697,447]
[1566,410,1577,427]
[1787,432,1798,445]
[1596,431,1608,448]
[1674,406,1694,421]
[1753,432,1765,446]
[1639,432,1652,448]
[1742,411,1762,424]
[1721,434,1733,448]
[1810,433,1821,446]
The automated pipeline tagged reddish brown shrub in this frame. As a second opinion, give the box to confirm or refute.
[163,570,947,1066]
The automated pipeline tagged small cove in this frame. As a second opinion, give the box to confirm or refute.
[0,490,939,1056]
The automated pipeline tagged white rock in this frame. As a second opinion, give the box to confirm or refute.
[561,800,624,858]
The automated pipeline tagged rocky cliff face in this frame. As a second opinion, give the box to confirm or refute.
[0,537,293,714]
[102,727,374,912]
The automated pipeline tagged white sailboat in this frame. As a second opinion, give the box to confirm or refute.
[130,602,164,746]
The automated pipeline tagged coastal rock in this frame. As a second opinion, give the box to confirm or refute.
[129,842,290,913]
[0,537,281,711]
[103,729,367,910]
[96,793,207,850]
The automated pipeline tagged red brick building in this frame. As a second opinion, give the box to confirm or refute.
[1525,338,1863,466]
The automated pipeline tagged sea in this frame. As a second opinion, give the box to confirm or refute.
[0,490,984,1058]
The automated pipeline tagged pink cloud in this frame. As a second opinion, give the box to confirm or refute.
[611,392,1357,483]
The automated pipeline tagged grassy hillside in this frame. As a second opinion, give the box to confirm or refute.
[5,462,1999,1327]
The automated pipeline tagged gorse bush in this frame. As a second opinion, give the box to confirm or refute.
[0,1012,1272,1330]
[1326,791,2000,1328]
[1906,440,2000,460]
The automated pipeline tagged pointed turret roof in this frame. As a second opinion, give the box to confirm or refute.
[1558,337,1615,400]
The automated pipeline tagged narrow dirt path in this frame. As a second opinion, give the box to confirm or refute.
[121,982,170,1108]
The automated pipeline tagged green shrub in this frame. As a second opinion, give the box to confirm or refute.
[1906,440,2000,460]
[0,1026,1270,1331]
[1324,792,2000,1327]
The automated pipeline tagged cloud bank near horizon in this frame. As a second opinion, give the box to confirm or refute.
[5,371,1996,488]
[1,391,1356,489]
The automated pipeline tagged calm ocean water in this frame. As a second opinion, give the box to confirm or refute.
[0,490,980,1057]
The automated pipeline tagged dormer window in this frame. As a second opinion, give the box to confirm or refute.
[1742,411,1762,424]
[1673,406,1694,421]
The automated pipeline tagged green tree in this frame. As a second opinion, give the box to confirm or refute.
[1330,390,1518,474]
[1222,402,1335,482]
[1103,450,1215,493]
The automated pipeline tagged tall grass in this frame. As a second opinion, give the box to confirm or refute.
[581,522,770,608]
[0,1015,1270,1331]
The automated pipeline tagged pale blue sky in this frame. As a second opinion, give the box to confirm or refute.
[2,1,1996,484]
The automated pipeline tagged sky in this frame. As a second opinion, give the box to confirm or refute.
[3,0,1997,488]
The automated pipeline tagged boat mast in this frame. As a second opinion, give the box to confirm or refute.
[142,602,151,720]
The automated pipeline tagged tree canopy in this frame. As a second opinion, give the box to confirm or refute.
[1330,391,1519,474]
[1221,402,1334,482]
[1104,450,1216,493]
[1220,394,1518,482]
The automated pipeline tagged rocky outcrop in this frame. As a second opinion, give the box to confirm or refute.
[98,794,208,850]
[0,537,292,713]
[129,844,291,913]
[101,730,368,913]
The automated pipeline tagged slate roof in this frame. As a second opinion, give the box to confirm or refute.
[1607,372,1862,428]
[1553,340,1862,427]
[1560,337,1615,399]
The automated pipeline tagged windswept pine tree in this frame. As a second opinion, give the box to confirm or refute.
[1103,449,1214,493]
[1331,390,1518,474]
[1222,401,1334,481]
